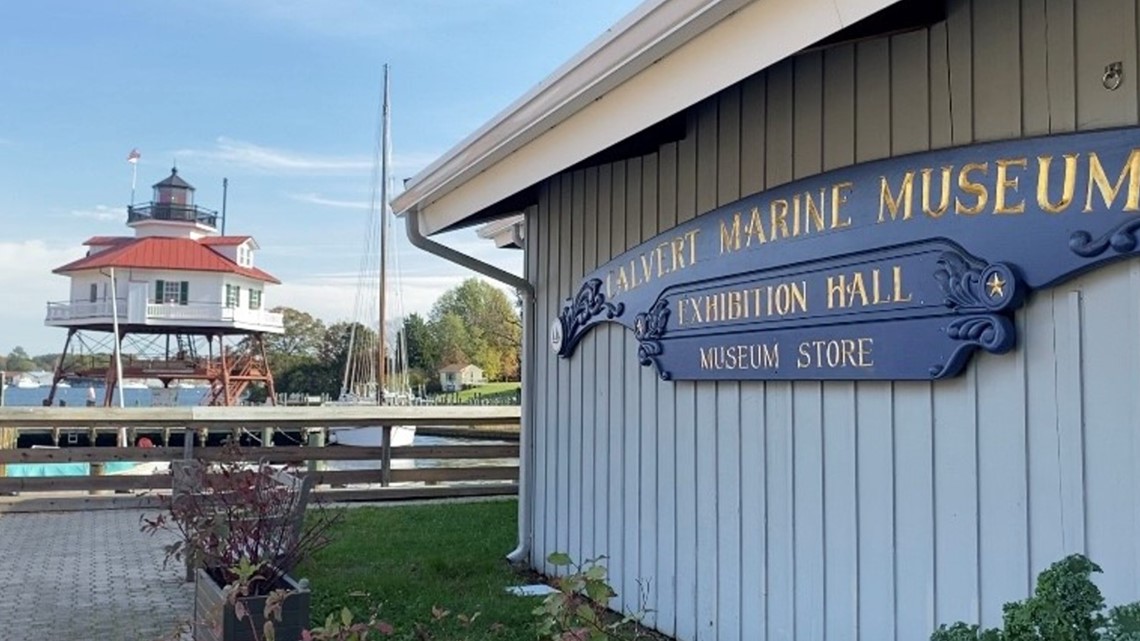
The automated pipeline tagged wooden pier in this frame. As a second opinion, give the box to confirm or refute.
[0,405,521,511]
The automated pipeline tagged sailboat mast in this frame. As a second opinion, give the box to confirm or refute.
[377,64,390,405]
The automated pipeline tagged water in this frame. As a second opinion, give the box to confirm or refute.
[1,385,209,408]
[1,386,517,479]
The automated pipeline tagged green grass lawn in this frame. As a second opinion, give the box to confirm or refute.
[454,382,521,402]
[297,499,539,640]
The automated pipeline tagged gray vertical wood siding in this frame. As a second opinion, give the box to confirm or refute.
[525,0,1140,639]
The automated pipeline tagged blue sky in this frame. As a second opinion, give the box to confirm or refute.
[0,0,641,355]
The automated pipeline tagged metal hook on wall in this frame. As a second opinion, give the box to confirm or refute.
[1104,61,1124,91]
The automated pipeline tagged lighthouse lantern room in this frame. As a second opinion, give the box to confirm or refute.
[44,168,285,408]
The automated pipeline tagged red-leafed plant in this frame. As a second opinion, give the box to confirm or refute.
[141,441,341,595]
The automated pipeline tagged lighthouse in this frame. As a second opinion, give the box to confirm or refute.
[44,168,284,407]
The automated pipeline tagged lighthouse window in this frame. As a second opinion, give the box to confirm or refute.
[249,289,262,310]
[156,280,188,305]
[88,284,97,303]
[225,284,241,308]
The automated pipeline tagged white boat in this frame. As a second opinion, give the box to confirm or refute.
[328,424,416,447]
[120,379,148,390]
[327,65,416,449]
[14,376,39,389]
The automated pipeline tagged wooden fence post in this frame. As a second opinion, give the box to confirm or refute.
[381,425,392,487]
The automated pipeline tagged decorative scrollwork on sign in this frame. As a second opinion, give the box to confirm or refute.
[934,251,1021,312]
[634,298,671,380]
[555,279,624,358]
[929,314,1016,378]
[1070,218,1140,257]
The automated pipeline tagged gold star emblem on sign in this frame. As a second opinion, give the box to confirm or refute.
[986,272,1006,298]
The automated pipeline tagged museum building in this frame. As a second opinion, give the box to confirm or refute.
[394,1,1140,639]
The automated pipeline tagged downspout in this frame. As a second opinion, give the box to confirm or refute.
[403,210,535,565]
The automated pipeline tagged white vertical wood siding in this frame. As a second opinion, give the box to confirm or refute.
[526,0,1140,639]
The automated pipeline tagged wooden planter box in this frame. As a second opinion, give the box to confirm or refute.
[193,568,311,641]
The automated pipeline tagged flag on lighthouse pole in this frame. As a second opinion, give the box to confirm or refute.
[127,148,140,164]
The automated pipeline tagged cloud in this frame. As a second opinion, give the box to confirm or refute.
[173,137,438,177]
[272,272,519,326]
[70,205,123,222]
[174,137,371,175]
[0,240,87,354]
[288,193,371,210]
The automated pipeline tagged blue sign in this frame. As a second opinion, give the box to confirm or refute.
[553,126,1140,380]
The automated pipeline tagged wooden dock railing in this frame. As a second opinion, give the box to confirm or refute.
[0,406,520,512]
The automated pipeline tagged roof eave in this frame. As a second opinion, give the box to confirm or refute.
[394,0,902,236]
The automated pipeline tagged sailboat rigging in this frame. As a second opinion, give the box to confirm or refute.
[328,64,416,448]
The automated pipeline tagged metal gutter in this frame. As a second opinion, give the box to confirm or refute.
[403,211,536,564]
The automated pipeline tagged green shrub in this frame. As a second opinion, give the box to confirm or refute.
[931,554,1140,641]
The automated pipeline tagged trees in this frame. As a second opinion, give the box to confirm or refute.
[4,347,34,372]
[426,278,522,381]
[252,279,522,401]
[401,313,433,372]
[264,307,325,368]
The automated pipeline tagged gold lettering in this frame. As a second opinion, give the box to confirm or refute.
[797,342,811,369]
[727,291,743,320]
[790,281,807,313]
[827,275,846,309]
[745,207,768,246]
[805,189,827,233]
[956,162,989,215]
[686,230,700,264]
[857,338,874,367]
[831,182,854,229]
[994,157,1028,214]
[796,338,874,368]
[848,272,869,307]
[892,265,912,303]
[770,199,790,239]
[640,253,653,284]
[700,347,713,370]
[763,344,779,369]
[616,265,630,293]
[719,214,741,254]
[791,195,802,237]
[841,339,857,367]
[706,293,719,323]
[1084,149,1140,212]
[671,238,685,271]
[878,172,915,222]
[1037,154,1078,214]
[655,243,670,277]
[677,299,687,326]
[921,166,953,218]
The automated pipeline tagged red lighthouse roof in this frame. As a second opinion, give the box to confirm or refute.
[54,236,280,284]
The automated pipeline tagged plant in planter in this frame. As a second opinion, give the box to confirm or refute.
[142,444,341,641]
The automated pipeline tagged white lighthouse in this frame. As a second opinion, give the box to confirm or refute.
[44,168,284,407]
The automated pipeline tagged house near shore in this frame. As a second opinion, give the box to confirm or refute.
[394,0,1140,639]
[43,167,283,407]
[438,364,485,392]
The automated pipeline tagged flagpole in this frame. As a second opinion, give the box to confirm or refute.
[127,149,140,206]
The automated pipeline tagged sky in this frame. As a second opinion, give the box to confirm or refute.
[0,0,642,355]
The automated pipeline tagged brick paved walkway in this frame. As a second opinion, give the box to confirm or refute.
[0,509,192,641]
